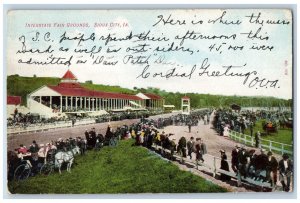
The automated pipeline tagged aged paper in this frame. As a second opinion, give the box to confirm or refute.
[6,9,293,195]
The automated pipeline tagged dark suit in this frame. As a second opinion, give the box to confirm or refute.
[278,159,293,191]
[231,149,239,172]
[266,156,278,184]
[220,154,231,181]
[238,150,249,178]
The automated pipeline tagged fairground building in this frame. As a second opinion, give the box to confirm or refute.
[15,70,164,118]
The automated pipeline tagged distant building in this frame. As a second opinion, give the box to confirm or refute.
[181,96,190,115]
[27,70,164,118]
[7,96,21,117]
[136,92,164,111]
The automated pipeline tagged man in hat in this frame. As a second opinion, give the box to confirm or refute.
[187,137,195,160]
[254,148,268,181]
[266,151,278,186]
[279,153,293,192]
[170,138,177,160]
[195,138,204,162]
[247,149,257,178]
[238,145,249,178]
[177,136,187,158]
[231,144,240,173]
[255,131,261,148]
[29,140,39,154]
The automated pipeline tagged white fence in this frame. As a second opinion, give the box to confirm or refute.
[7,118,96,135]
[152,144,275,190]
[229,130,293,155]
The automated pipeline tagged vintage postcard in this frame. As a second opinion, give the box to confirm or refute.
[5,9,293,195]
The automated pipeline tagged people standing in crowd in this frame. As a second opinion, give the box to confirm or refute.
[188,123,192,133]
[200,138,207,161]
[187,137,194,160]
[255,131,261,148]
[29,140,39,162]
[237,146,249,178]
[247,149,257,178]
[266,151,278,186]
[279,153,293,192]
[79,137,86,155]
[177,136,187,158]
[254,149,268,181]
[195,138,204,163]
[170,138,177,160]
[231,145,240,173]
[249,121,254,137]
[219,149,231,182]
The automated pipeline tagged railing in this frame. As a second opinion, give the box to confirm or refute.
[74,118,96,126]
[228,130,293,155]
[152,144,276,190]
[7,118,96,135]
[7,121,73,134]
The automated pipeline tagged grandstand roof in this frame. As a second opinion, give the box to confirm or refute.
[7,96,21,105]
[48,85,142,100]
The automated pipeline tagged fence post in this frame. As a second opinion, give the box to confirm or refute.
[213,157,216,178]
[269,141,272,152]
[251,137,254,147]
[237,170,242,187]
[281,144,284,155]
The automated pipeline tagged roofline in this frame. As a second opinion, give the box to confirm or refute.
[47,85,142,100]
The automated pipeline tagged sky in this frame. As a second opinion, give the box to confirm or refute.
[6,9,293,99]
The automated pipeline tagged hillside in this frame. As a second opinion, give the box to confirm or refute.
[7,75,291,108]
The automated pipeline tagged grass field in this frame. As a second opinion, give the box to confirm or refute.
[8,140,227,194]
[244,120,293,145]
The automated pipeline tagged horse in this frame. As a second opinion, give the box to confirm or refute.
[54,146,80,174]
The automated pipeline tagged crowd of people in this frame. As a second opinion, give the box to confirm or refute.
[216,144,293,191]
[213,108,292,137]
[8,108,293,191]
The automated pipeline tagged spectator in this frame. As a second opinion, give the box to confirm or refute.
[238,146,249,178]
[254,149,268,181]
[247,149,257,178]
[17,144,28,155]
[219,149,231,182]
[231,144,240,173]
[255,131,261,148]
[187,137,194,160]
[279,153,293,192]
[266,151,279,186]
[195,138,204,163]
[177,136,187,158]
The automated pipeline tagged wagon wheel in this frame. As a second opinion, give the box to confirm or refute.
[14,164,31,181]
[40,163,53,176]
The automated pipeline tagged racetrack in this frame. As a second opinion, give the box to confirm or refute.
[7,112,179,152]
[6,111,291,192]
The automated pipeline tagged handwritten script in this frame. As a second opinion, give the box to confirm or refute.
[13,10,292,89]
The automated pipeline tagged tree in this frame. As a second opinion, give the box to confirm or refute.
[85,80,93,84]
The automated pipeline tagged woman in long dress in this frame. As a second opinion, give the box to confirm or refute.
[220,150,231,181]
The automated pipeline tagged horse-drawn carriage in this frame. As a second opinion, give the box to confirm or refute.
[8,151,43,181]
[262,120,278,134]
[8,146,80,181]
[40,146,80,175]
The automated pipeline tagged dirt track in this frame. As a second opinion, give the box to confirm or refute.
[7,113,178,151]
